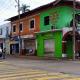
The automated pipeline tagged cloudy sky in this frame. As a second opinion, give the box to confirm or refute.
[0,0,80,25]
[0,0,55,24]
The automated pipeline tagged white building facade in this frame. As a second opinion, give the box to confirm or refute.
[0,22,11,54]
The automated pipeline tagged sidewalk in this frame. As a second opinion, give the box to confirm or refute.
[6,54,56,60]
[6,54,80,61]
[5,54,80,62]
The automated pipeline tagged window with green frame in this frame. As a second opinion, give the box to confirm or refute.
[44,16,50,25]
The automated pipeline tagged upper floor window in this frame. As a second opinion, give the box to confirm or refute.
[44,16,50,25]
[70,14,80,27]
[75,14,80,24]
[19,23,23,32]
[0,29,2,35]
[13,25,16,32]
[29,19,35,29]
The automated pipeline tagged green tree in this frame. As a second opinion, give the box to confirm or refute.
[20,4,30,13]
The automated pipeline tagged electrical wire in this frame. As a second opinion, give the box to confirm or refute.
[0,0,54,22]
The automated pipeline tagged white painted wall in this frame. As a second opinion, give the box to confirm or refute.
[63,27,72,36]
[0,22,11,54]
[0,22,11,39]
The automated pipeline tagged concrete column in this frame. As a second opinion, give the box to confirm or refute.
[22,39,24,49]
[35,39,37,50]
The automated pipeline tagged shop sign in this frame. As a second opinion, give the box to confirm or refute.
[11,36,19,41]
[21,35,34,38]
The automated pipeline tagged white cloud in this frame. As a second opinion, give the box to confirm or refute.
[0,0,80,24]
[0,0,55,24]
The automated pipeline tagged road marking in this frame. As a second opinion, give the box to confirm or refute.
[0,74,47,80]
[0,71,76,80]
[0,70,47,78]
[65,78,80,80]
[32,74,72,80]
[0,61,79,80]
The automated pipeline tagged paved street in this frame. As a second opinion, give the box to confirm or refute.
[0,55,80,80]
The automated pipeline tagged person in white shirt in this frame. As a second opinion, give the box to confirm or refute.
[0,47,2,57]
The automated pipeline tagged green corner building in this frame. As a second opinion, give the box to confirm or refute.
[36,0,80,59]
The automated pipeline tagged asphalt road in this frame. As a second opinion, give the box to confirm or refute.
[0,55,80,80]
[5,55,80,75]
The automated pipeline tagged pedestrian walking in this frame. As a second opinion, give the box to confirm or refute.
[0,47,2,58]
[2,48,6,59]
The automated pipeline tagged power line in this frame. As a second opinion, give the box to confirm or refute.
[0,0,18,21]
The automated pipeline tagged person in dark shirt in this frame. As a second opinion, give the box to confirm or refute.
[3,48,6,59]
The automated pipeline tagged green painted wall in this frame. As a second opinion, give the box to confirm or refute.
[36,31,62,59]
[36,34,44,57]
[40,6,73,31]
[54,32,62,58]
[66,39,73,58]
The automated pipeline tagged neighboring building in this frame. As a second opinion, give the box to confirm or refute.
[7,0,80,59]
[0,22,11,54]
[7,10,40,55]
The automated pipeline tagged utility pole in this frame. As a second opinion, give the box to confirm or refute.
[18,0,20,21]
[15,0,21,54]
[18,0,22,55]
[73,0,76,60]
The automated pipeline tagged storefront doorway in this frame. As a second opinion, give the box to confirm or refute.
[0,43,3,49]
[10,43,19,54]
[63,31,80,59]
[36,31,62,59]
[24,39,36,55]
[44,39,55,57]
